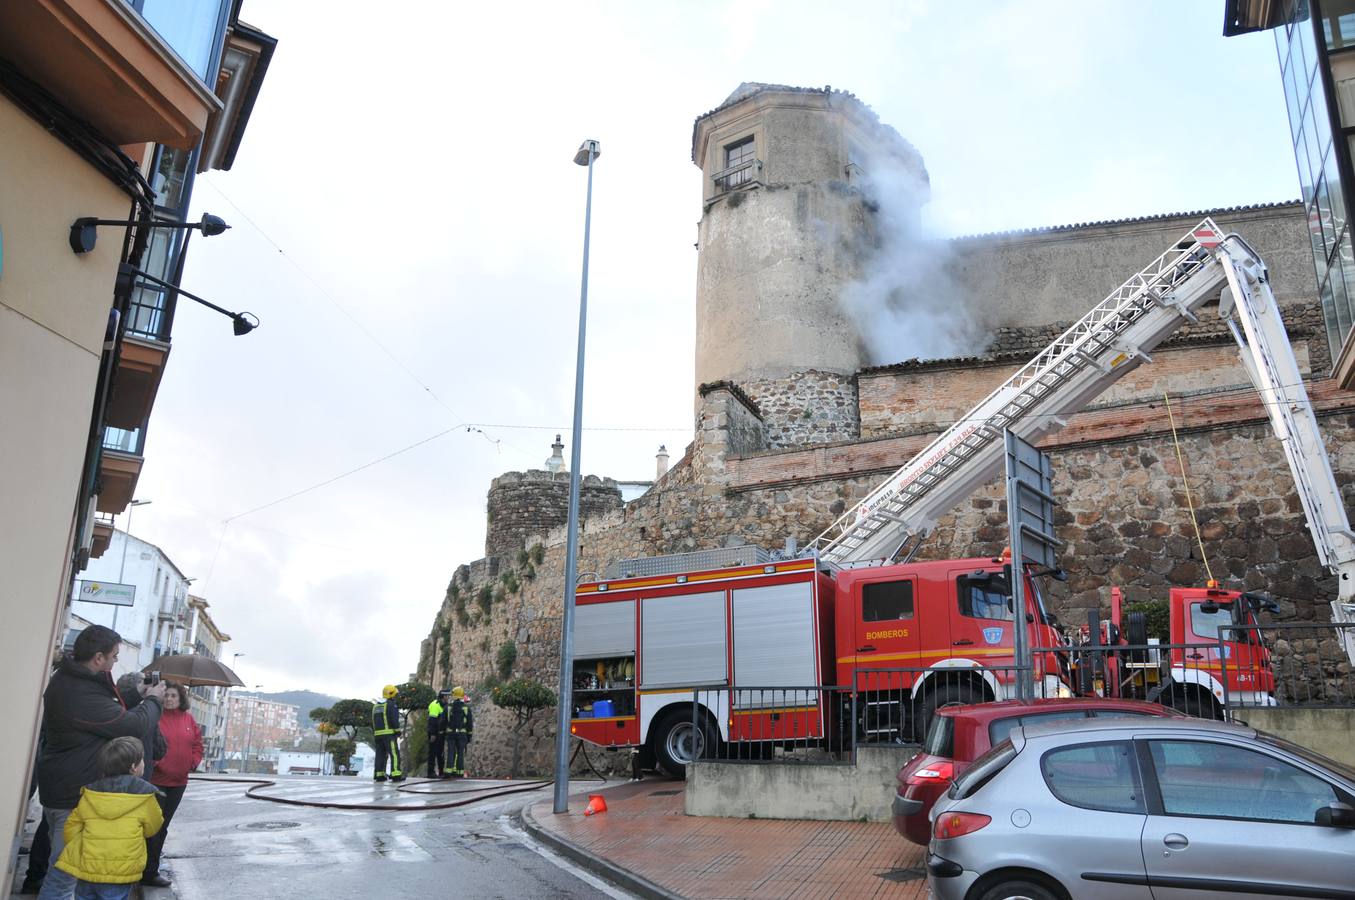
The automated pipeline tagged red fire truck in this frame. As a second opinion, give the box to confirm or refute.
[569,221,1354,776]
[568,551,1069,776]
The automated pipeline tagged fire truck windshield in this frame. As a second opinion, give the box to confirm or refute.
[1190,601,1238,640]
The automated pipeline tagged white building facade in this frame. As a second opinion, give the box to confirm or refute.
[70,530,192,671]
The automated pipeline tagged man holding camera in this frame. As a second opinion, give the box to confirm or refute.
[36,626,164,900]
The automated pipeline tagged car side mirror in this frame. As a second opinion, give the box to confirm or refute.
[1315,801,1355,829]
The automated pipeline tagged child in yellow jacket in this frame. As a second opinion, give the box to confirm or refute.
[56,736,164,899]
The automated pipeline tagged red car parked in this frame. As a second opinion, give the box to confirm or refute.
[891,697,1183,845]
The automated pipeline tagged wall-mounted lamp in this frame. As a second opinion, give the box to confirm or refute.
[70,213,230,255]
[116,263,258,336]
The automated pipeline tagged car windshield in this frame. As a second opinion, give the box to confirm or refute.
[924,713,955,757]
[948,739,1016,800]
[1258,732,1355,783]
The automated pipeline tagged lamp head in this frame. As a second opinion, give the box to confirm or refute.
[232,313,259,337]
[199,213,230,237]
[573,140,600,166]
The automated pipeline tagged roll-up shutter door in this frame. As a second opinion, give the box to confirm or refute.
[640,591,727,688]
[574,600,636,659]
[732,581,815,708]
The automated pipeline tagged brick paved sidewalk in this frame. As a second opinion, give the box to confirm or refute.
[524,780,929,899]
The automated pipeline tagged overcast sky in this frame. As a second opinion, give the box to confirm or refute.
[126,0,1299,700]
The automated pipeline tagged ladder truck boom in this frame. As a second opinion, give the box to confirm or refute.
[1216,238,1355,653]
[813,222,1355,662]
[813,220,1234,567]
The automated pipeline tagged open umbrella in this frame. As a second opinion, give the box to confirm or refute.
[143,654,245,687]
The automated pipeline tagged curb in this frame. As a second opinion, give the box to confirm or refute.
[520,802,683,900]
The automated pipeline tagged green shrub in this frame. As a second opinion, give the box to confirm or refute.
[1124,600,1170,642]
[477,584,493,615]
[496,641,517,680]
[530,544,545,565]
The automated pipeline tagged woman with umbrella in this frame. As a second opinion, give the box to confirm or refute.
[142,683,201,887]
[137,655,237,887]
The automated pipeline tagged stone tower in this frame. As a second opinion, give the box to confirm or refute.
[691,83,928,391]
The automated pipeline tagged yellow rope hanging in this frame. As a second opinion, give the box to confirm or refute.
[1163,392,1216,585]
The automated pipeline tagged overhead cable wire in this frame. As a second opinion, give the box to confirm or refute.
[196,177,472,426]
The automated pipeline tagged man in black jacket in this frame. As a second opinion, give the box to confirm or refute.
[35,625,164,900]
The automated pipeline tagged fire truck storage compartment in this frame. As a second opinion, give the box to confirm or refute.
[572,599,636,718]
[731,581,817,709]
[640,591,728,688]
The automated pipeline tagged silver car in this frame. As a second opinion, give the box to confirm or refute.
[926,717,1355,900]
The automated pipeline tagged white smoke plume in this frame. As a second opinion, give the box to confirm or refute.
[840,153,989,366]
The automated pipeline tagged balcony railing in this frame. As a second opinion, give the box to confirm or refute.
[711,157,762,194]
[102,425,145,456]
[125,282,173,342]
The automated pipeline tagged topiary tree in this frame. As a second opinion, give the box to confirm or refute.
[328,737,356,773]
[491,678,557,778]
[324,698,376,744]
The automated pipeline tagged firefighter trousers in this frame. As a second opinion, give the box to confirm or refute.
[427,734,445,777]
[447,733,469,777]
[374,734,401,779]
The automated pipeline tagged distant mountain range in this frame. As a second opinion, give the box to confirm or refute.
[236,689,342,720]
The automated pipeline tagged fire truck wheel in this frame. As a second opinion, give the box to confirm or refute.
[917,683,985,741]
[652,708,716,778]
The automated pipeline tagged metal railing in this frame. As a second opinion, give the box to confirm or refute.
[711,158,761,193]
[690,685,854,765]
[1222,622,1355,708]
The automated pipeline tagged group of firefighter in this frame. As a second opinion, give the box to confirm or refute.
[370,685,474,782]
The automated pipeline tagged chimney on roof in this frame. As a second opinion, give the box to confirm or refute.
[655,445,669,480]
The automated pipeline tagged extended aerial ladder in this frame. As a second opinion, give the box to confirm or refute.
[810,219,1355,657]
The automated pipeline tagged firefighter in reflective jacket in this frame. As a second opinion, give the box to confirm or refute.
[446,686,473,778]
[426,690,449,778]
[372,685,404,782]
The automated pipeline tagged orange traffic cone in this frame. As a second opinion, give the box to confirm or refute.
[583,794,608,816]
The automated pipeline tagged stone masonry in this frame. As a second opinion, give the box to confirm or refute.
[484,470,622,561]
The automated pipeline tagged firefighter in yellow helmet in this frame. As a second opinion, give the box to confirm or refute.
[372,684,404,782]
[445,686,473,778]
[425,689,449,778]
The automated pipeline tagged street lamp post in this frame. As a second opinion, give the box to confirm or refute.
[112,499,151,632]
[554,139,600,815]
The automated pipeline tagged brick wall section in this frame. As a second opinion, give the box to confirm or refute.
[741,370,860,448]
[484,470,623,560]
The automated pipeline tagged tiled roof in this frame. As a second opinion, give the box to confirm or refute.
[949,200,1301,241]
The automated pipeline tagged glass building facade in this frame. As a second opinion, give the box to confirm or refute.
[1270,1,1355,383]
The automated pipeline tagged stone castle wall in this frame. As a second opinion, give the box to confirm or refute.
[420,359,1355,778]
[484,470,623,560]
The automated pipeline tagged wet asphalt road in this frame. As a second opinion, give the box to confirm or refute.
[138,776,625,900]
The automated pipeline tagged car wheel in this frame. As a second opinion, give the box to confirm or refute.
[651,709,715,778]
[978,879,1060,900]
